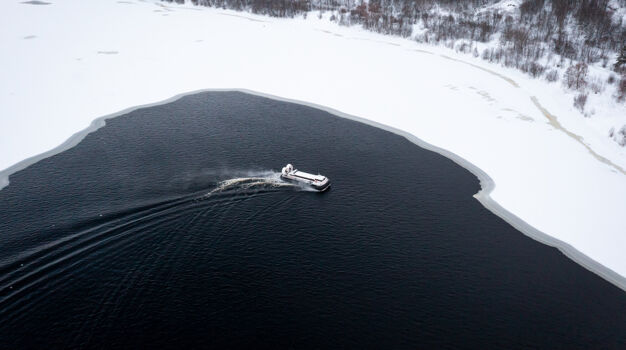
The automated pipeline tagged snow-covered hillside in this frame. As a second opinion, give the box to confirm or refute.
[1,0,625,290]
[178,0,626,146]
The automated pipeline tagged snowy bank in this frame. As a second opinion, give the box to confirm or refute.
[1,0,625,290]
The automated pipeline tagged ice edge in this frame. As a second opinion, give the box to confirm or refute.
[1,88,624,292]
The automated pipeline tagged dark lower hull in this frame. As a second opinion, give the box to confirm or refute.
[311,181,331,192]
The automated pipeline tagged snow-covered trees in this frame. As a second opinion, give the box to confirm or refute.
[545,69,559,83]
[171,0,625,72]
[616,46,626,72]
[608,125,626,147]
[573,93,588,112]
[168,0,626,104]
[617,75,626,102]
[564,63,588,90]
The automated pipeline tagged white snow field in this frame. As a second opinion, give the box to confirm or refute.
[1,0,625,289]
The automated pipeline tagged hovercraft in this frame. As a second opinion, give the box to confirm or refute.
[280,164,330,192]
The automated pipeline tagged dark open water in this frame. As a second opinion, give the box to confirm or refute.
[0,92,625,349]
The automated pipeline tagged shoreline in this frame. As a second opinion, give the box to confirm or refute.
[1,88,625,292]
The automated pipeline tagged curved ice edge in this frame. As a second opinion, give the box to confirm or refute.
[1,88,625,293]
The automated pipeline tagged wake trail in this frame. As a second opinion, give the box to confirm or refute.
[0,169,314,318]
[203,170,315,197]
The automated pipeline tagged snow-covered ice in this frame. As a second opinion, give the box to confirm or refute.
[1,0,625,289]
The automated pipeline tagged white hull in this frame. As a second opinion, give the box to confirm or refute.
[281,164,330,192]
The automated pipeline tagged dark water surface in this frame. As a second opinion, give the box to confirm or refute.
[1,92,625,348]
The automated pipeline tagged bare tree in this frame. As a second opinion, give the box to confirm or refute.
[616,46,626,72]
[564,63,588,90]
[574,93,588,112]
[617,75,626,102]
